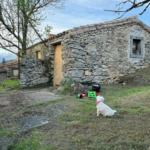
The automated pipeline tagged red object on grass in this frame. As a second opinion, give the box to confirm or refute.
[77,92,99,98]
[96,92,99,96]
[82,94,88,97]
[78,92,88,97]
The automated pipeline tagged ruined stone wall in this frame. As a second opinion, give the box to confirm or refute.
[22,35,66,85]
[20,56,49,86]
[62,23,150,84]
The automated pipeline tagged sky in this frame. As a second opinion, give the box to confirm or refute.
[0,0,150,62]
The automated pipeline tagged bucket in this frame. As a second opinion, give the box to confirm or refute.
[80,81,93,86]
[92,84,101,93]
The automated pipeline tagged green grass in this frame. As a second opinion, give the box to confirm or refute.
[1,79,20,89]
[0,129,12,137]
[57,84,150,149]
[0,86,7,94]
[8,131,57,150]
[60,84,150,124]
[101,84,150,102]
[2,79,150,150]
[59,84,74,95]
[27,102,47,108]
[0,79,20,94]
[118,106,150,114]
[27,98,63,108]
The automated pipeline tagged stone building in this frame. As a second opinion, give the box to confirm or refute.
[24,16,150,85]
[0,60,18,82]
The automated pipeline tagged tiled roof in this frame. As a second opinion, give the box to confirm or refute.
[27,16,150,46]
[49,16,150,39]
[0,61,18,68]
[48,31,68,39]
[69,16,150,36]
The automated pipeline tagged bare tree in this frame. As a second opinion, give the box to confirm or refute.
[0,0,64,56]
[104,0,150,18]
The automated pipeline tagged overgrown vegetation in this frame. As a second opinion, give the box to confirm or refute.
[0,129,12,137]
[41,58,53,85]
[60,77,76,86]
[57,77,76,95]
[0,79,20,93]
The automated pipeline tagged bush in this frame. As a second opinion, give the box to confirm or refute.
[58,78,76,95]
[60,84,74,95]
[60,77,76,86]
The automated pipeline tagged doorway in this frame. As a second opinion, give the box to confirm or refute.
[53,44,63,86]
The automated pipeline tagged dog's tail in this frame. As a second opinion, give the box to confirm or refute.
[113,110,117,113]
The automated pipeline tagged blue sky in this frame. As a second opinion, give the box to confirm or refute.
[0,0,150,62]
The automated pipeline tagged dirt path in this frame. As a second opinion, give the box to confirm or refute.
[0,88,70,150]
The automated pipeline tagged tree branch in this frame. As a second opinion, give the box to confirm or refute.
[104,0,150,17]
[29,19,48,49]
[0,44,18,56]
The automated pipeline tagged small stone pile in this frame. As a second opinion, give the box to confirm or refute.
[20,56,49,86]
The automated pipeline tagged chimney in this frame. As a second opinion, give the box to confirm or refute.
[49,34,55,38]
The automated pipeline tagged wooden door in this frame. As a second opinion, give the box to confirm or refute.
[54,44,63,86]
[38,51,41,59]
[36,51,41,59]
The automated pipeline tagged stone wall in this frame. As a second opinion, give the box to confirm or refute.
[24,16,150,84]
[60,17,150,84]
[20,56,49,86]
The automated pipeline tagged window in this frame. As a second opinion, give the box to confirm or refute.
[13,69,19,76]
[36,51,41,59]
[130,36,144,58]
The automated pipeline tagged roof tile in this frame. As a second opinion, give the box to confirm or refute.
[43,16,150,40]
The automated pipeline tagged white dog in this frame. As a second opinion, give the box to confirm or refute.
[96,95,116,117]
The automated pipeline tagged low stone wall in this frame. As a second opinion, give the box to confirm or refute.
[20,56,49,86]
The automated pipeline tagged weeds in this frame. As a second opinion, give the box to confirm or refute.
[60,77,76,86]
[27,102,46,108]
[0,86,6,94]
[0,79,20,94]
[8,131,57,150]
[1,79,20,89]
[60,85,74,95]
[0,129,12,137]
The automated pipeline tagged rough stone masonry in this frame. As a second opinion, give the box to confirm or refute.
[58,16,150,84]
[20,56,49,86]
[24,16,150,85]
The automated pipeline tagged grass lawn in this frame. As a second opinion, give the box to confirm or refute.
[1,78,150,150]
[0,79,20,94]
[57,84,150,150]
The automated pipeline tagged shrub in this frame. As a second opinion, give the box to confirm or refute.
[60,77,76,86]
